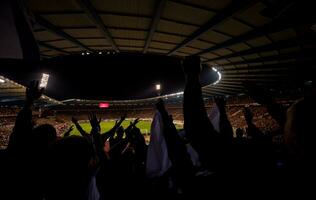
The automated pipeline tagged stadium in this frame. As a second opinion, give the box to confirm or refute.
[0,0,315,199]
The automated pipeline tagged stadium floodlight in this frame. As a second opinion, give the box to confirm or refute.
[81,52,85,55]
[107,51,110,55]
[86,52,90,55]
[98,51,102,55]
[0,78,5,83]
[39,73,49,88]
[155,84,161,96]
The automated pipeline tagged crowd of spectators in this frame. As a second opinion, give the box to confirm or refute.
[0,56,311,199]
[0,102,284,149]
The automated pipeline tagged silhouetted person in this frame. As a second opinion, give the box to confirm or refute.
[46,136,93,200]
[182,56,219,170]
[6,81,57,199]
[285,96,314,173]
[156,99,194,195]
[243,107,264,143]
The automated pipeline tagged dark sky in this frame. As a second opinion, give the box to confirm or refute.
[0,53,218,100]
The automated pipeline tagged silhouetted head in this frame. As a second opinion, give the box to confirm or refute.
[32,124,57,151]
[47,136,93,199]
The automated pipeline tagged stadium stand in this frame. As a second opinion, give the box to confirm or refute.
[1,88,292,149]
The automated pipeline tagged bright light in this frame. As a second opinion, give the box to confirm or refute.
[107,51,110,55]
[99,102,110,108]
[39,73,49,88]
[86,52,90,55]
[81,52,85,55]
[0,78,5,83]
[212,67,222,85]
[218,71,222,80]
[99,52,102,55]
[156,84,161,90]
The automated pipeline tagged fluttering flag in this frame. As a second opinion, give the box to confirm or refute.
[146,111,171,178]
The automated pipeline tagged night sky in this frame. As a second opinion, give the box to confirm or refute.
[0,53,218,100]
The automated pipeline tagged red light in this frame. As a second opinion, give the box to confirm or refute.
[99,102,109,108]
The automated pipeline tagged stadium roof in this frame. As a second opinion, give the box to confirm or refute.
[22,0,316,96]
[0,75,62,106]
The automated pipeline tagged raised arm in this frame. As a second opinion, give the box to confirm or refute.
[182,56,218,169]
[243,107,263,142]
[89,113,106,162]
[156,99,194,188]
[8,81,44,151]
[63,125,74,137]
[101,114,126,139]
[214,97,234,143]
[125,118,140,140]
[71,117,89,139]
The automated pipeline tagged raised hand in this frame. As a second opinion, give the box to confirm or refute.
[89,113,101,132]
[132,118,140,126]
[120,114,126,121]
[26,80,44,105]
[113,114,126,130]
[127,118,140,131]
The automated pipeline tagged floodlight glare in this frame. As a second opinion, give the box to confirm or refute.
[86,52,90,55]
[39,73,49,88]
[98,51,102,55]
[156,84,161,90]
[0,78,5,83]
